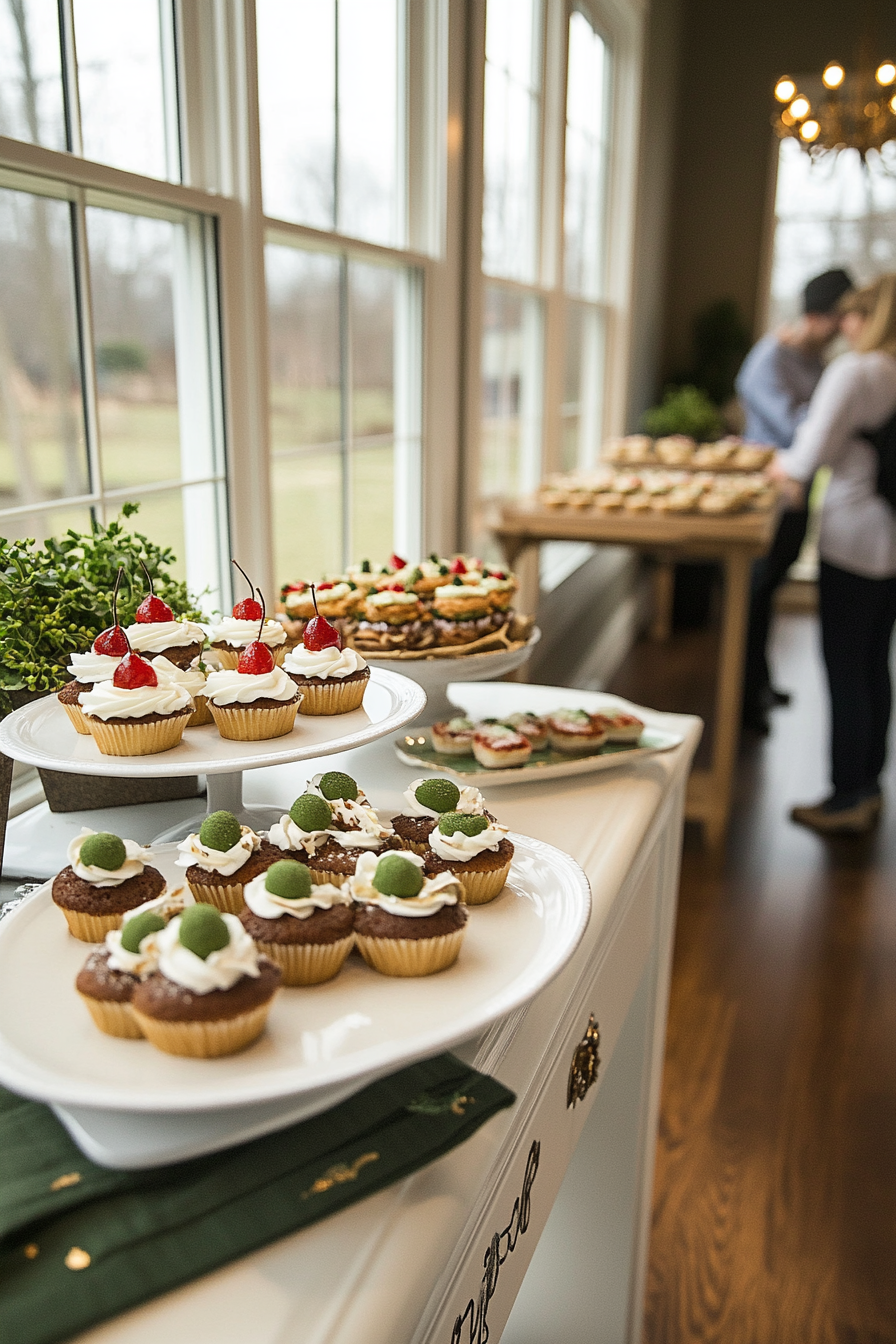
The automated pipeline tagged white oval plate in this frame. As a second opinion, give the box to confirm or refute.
[0,668,425,778]
[0,836,589,1114]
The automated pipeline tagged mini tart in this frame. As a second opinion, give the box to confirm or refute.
[239,903,355,986]
[52,866,166,942]
[431,718,476,755]
[353,901,467,977]
[75,948,143,1038]
[305,834,404,887]
[472,726,532,769]
[57,679,92,734]
[544,711,610,754]
[130,959,281,1058]
[184,839,283,914]
[423,838,515,906]
[604,711,644,743]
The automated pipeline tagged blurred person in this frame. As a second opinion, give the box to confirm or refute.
[777,275,896,834]
[737,268,854,733]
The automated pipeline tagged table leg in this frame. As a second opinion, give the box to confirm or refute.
[649,559,675,643]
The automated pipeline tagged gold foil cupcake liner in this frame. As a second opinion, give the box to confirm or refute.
[185,879,247,914]
[354,927,465,977]
[453,859,512,906]
[295,676,368,716]
[253,935,354,986]
[131,1002,274,1057]
[85,712,191,756]
[61,908,128,943]
[307,867,351,888]
[212,646,288,670]
[187,694,214,727]
[79,995,143,1039]
[396,837,431,856]
[209,699,299,741]
[61,700,92,735]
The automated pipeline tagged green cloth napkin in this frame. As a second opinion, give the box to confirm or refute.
[0,1054,514,1344]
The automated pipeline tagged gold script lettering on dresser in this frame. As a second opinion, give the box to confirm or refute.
[567,1013,601,1108]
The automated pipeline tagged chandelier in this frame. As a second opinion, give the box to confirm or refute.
[772,60,896,164]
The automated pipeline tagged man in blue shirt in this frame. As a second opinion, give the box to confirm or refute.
[737,268,853,733]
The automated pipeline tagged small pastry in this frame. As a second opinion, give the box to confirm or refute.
[391,777,487,854]
[76,905,171,1038]
[350,850,467,976]
[501,712,548,750]
[654,434,695,465]
[267,792,334,860]
[151,654,213,726]
[176,810,281,913]
[124,563,205,669]
[544,708,610,754]
[209,564,287,668]
[58,620,127,734]
[80,649,193,756]
[361,588,425,629]
[130,905,281,1057]
[471,723,532,769]
[430,580,494,645]
[205,607,301,740]
[480,568,518,612]
[282,586,370,714]
[431,716,476,755]
[407,557,451,596]
[240,859,354,985]
[52,828,165,941]
[309,580,362,619]
[423,811,514,905]
[604,711,645,743]
[302,771,402,886]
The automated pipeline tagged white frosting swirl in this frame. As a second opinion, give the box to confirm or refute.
[283,644,367,680]
[176,826,260,876]
[124,885,193,921]
[124,620,205,652]
[401,779,486,820]
[68,828,150,885]
[349,850,462,917]
[315,582,352,604]
[367,590,418,608]
[209,617,286,649]
[105,926,163,977]
[428,821,508,862]
[156,912,260,993]
[204,665,297,705]
[67,650,122,683]
[79,680,193,721]
[267,816,330,857]
[306,787,394,849]
[243,872,351,920]
[151,655,207,698]
[433,583,490,600]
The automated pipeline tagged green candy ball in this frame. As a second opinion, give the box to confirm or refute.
[79,832,127,872]
[178,904,230,959]
[414,778,461,813]
[438,812,489,838]
[372,854,424,898]
[319,771,359,802]
[290,793,333,832]
[265,860,312,900]
[199,810,243,853]
[120,911,166,953]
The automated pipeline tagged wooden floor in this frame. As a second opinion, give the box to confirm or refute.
[605,614,896,1344]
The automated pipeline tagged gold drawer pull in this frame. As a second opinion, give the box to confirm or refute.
[567,1013,600,1108]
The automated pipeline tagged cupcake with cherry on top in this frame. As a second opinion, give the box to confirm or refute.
[544,708,610,755]
[208,561,287,669]
[151,654,213,726]
[176,810,281,913]
[52,828,165,942]
[350,850,466,977]
[301,771,402,887]
[130,904,281,1058]
[57,566,128,734]
[79,645,194,756]
[240,859,354,985]
[423,810,514,906]
[391,777,488,854]
[471,722,532,769]
[267,792,335,861]
[204,597,301,741]
[123,560,205,670]
[282,586,370,715]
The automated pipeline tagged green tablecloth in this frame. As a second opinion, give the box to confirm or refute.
[0,1054,514,1344]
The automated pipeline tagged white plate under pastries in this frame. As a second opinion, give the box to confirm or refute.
[0,836,589,1168]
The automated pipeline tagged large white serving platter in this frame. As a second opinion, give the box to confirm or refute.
[395,684,684,786]
[0,667,425,777]
[0,836,589,1118]
[365,628,541,721]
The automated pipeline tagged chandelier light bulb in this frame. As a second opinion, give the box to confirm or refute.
[822,63,845,89]
[789,95,810,120]
[780,109,796,127]
[800,119,820,142]
[865,101,880,118]
[891,94,896,114]
[875,61,896,86]
[775,77,796,102]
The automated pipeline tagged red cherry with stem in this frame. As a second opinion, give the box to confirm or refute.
[303,585,342,651]
[113,652,158,689]
[448,557,466,574]
[389,582,406,592]
[135,559,174,623]
[389,553,407,571]
[317,581,334,591]
[230,559,263,620]
[238,641,275,674]
[94,567,129,655]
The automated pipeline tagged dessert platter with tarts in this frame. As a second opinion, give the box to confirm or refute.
[396,682,685,786]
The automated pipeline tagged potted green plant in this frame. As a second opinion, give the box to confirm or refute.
[0,505,207,849]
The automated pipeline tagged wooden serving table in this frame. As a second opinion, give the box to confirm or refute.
[494,499,782,846]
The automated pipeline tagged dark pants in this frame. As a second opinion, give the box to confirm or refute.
[819,559,896,804]
[743,505,811,711]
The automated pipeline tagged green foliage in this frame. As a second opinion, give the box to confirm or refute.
[0,505,205,711]
[690,298,751,406]
[96,340,148,375]
[641,385,724,441]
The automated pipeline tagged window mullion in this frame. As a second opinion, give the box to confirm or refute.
[70,190,104,520]
[57,0,82,157]
[339,254,352,571]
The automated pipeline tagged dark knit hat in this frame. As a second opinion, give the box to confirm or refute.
[803,268,853,315]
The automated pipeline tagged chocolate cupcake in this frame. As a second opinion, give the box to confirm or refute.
[130,905,281,1057]
[176,810,280,913]
[391,777,488,854]
[350,851,467,977]
[423,812,514,906]
[52,829,165,942]
[240,860,354,985]
[57,645,124,734]
[76,907,171,1038]
[302,771,400,886]
[267,793,334,860]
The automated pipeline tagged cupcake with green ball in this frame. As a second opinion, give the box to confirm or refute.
[303,771,402,886]
[349,850,467,977]
[239,859,354,985]
[423,811,514,905]
[130,903,281,1057]
[52,828,165,942]
[391,777,490,853]
[176,810,281,913]
[267,791,335,861]
[75,906,171,1038]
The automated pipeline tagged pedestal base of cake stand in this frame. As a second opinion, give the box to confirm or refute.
[151,771,283,844]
